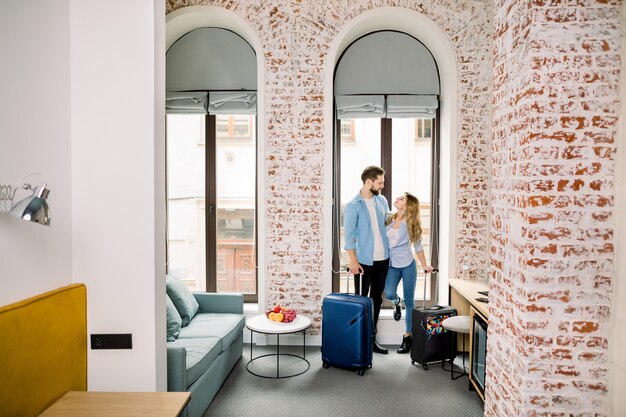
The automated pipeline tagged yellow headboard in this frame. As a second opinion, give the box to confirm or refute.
[0,283,87,417]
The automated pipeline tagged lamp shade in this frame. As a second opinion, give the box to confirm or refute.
[9,185,51,226]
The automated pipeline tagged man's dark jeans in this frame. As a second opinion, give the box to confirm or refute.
[355,259,389,330]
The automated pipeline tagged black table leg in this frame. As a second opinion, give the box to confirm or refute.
[276,334,281,378]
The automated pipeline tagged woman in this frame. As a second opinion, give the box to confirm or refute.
[384,192,433,354]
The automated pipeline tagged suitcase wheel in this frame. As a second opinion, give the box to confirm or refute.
[322,360,330,369]
[357,369,365,376]
[411,360,415,365]
[423,363,428,370]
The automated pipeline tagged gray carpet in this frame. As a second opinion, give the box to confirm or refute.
[204,344,484,417]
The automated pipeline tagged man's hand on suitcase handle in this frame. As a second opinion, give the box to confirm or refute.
[348,260,364,275]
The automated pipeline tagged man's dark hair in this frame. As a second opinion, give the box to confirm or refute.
[361,165,385,183]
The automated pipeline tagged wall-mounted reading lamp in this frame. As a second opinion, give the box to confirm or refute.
[0,173,51,226]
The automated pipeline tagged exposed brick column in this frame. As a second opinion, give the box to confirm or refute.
[488,1,621,415]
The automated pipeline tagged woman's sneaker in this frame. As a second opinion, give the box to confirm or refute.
[393,298,403,321]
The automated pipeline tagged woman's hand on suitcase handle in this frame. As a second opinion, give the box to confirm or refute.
[423,265,434,273]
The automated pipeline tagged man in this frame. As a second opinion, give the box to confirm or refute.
[344,165,390,354]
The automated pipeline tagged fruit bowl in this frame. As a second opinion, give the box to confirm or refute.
[265,305,297,323]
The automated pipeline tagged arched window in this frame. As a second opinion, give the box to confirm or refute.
[166,27,258,302]
[332,31,441,303]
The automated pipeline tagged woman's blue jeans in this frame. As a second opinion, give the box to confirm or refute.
[384,260,417,334]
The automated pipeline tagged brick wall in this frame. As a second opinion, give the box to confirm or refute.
[488,1,621,415]
[166,0,622,413]
[167,0,494,331]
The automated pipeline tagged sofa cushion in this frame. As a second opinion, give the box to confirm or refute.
[177,313,245,351]
[167,337,222,388]
[166,276,199,326]
[166,294,182,341]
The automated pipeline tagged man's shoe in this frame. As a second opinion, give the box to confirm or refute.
[393,298,403,321]
[396,334,412,354]
[373,340,388,354]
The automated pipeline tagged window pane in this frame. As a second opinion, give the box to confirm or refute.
[232,115,251,138]
[391,118,432,301]
[340,120,355,140]
[424,119,432,138]
[216,116,230,137]
[166,114,206,291]
[339,118,381,293]
[216,115,256,294]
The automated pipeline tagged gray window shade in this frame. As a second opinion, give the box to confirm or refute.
[165,91,208,114]
[334,31,440,120]
[166,27,256,92]
[334,31,440,96]
[208,92,257,115]
[336,95,385,119]
[386,95,438,118]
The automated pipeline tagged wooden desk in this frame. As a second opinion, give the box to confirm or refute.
[449,279,489,320]
[38,391,191,417]
[449,279,489,401]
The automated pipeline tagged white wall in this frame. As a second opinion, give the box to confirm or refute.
[70,0,166,391]
[0,0,73,306]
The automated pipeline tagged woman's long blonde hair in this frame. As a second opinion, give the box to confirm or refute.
[386,192,422,243]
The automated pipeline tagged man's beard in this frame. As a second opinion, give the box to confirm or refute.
[370,187,380,196]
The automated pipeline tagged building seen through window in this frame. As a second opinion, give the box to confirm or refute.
[166,114,257,297]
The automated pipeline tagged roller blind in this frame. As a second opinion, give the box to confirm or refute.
[166,27,258,115]
[334,31,440,96]
[166,27,256,91]
[165,91,208,114]
[334,31,440,119]
[386,95,438,118]
[336,95,385,119]
[208,92,257,115]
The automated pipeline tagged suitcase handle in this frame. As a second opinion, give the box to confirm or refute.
[345,267,362,296]
[422,268,440,310]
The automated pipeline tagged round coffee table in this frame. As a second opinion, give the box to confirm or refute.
[246,314,311,378]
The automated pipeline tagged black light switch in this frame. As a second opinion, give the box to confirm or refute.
[91,333,133,349]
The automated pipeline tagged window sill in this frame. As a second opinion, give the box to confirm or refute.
[244,303,259,314]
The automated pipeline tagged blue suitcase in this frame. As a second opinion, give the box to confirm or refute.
[321,292,373,375]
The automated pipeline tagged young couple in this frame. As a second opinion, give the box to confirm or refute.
[344,165,433,354]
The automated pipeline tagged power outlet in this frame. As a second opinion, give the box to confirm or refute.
[91,334,133,349]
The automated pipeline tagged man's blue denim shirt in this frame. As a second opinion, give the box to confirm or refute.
[343,192,390,266]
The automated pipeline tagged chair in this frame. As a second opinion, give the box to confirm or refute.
[441,315,470,379]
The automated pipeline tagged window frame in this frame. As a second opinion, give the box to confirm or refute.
[164,113,258,303]
[332,115,440,305]
[206,114,258,303]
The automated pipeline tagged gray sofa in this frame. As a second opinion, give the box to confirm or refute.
[167,291,245,417]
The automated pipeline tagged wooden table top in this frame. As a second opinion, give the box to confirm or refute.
[38,391,190,417]
[449,279,489,319]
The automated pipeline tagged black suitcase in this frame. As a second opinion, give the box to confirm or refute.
[321,270,374,375]
[410,270,457,369]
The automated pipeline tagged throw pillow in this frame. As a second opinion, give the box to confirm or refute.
[166,275,199,326]
[165,294,182,342]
